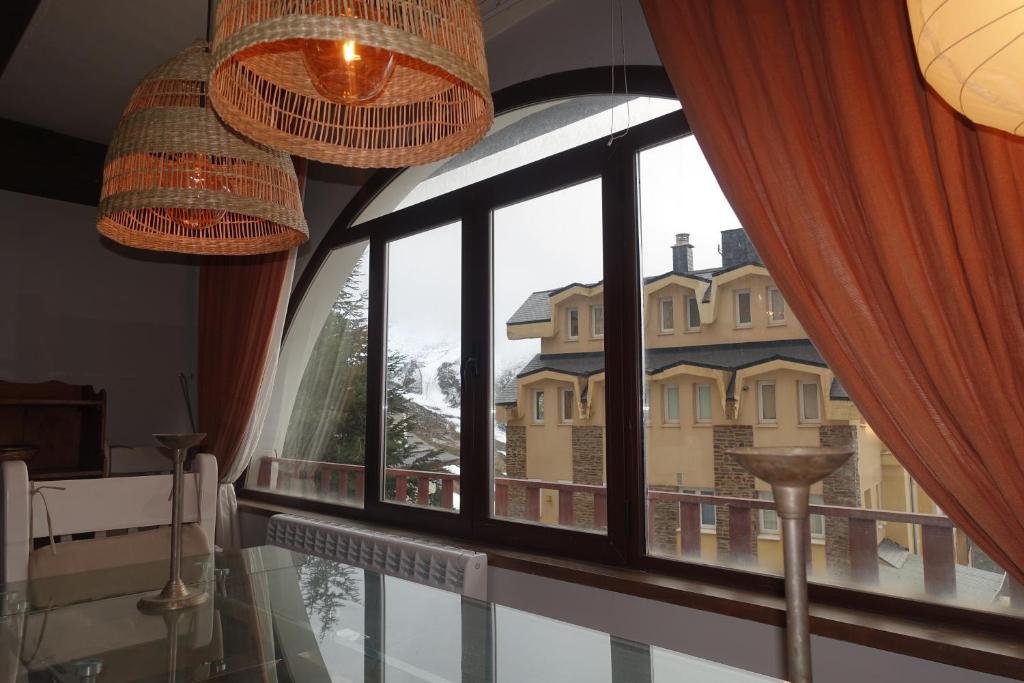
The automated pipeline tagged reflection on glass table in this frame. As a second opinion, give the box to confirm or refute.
[0,546,778,682]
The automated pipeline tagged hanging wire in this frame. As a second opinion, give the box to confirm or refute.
[206,0,215,43]
[607,0,632,146]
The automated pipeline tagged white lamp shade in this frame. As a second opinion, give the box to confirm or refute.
[908,0,1024,135]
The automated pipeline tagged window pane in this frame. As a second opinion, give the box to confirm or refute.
[592,305,604,337]
[384,223,461,511]
[736,290,752,325]
[568,308,579,338]
[695,384,712,422]
[637,135,1020,618]
[493,179,605,533]
[664,385,680,422]
[660,299,674,331]
[802,382,820,421]
[254,241,369,506]
[562,389,574,423]
[686,297,700,329]
[356,97,681,223]
[759,383,776,421]
[769,287,785,322]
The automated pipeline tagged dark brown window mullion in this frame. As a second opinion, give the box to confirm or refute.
[362,231,388,522]
[601,142,645,565]
[461,197,493,534]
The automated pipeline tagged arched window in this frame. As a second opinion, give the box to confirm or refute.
[245,69,1019,620]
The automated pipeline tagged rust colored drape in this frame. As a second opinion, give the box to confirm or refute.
[198,252,290,474]
[640,0,1024,582]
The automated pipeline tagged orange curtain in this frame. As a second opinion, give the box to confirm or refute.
[640,0,1024,581]
[198,252,290,475]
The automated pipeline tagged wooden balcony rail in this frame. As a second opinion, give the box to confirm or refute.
[493,478,608,529]
[646,489,959,598]
[255,457,1019,606]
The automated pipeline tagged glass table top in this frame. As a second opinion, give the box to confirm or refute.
[0,545,777,682]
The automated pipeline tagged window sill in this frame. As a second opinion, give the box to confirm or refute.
[766,321,787,327]
[797,422,822,428]
[693,422,713,428]
[237,497,1024,680]
[734,324,753,330]
[755,422,778,428]
[657,330,675,336]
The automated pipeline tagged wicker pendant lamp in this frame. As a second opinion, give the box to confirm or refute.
[97,41,309,255]
[208,0,494,168]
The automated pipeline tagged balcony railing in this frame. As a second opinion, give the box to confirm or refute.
[254,456,1022,608]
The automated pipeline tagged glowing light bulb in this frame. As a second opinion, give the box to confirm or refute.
[301,38,396,105]
[160,156,227,231]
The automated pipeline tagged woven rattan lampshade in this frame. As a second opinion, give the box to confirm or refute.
[98,42,309,255]
[908,0,1024,136]
[208,0,494,167]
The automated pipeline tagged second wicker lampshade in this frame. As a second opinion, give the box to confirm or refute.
[98,42,309,255]
[208,0,494,168]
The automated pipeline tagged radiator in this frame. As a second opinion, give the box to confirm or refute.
[265,514,487,600]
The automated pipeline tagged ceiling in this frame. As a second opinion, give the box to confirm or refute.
[0,0,553,146]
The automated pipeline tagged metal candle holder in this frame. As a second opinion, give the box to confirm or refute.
[727,446,854,683]
[138,433,210,613]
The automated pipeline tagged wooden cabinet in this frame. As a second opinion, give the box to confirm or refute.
[0,381,107,479]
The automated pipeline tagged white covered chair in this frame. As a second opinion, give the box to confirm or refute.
[1,453,218,585]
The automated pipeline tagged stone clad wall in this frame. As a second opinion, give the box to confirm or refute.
[505,425,527,518]
[571,426,604,528]
[713,425,756,560]
[820,424,861,577]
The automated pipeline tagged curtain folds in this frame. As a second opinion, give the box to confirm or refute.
[199,250,293,548]
[639,0,1024,581]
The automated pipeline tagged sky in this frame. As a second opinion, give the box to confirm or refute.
[362,98,744,383]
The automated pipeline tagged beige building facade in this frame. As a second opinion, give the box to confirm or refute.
[496,229,942,579]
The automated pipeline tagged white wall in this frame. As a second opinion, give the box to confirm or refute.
[0,189,197,445]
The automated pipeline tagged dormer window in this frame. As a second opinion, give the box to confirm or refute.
[685,295,700,331]
[758,380,777,423]
[533,389,545,423]
[799,380,821,423]
[659,297,675,333]
[768,286,786,325]
[735,289,752,328]
[560,388,574,423]
[567,308,579,340]
[591,304,604,338]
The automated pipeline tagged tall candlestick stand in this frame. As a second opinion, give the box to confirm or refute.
[727,446,854,683]
[138,433,209,613]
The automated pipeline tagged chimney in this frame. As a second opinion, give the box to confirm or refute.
[720,228,762,269]
[671,233,694,273]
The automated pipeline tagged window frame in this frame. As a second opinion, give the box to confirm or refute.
[591,304,605,338]
[734,288,753,328]
[534,389,546,424]
[694,383,713,424]
[560,387,574,424]
[663,384,680,424]
[684,294,700,331]
[757,380,778,424]
[240,68,1024,652]
[767,286,786,325]
[567,307,580,341]
[659,296,675,333]
[799,379,822,424]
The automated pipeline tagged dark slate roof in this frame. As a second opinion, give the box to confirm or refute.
[495,339,851,404]
[507,290,554,325]
[507,269,719,326]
